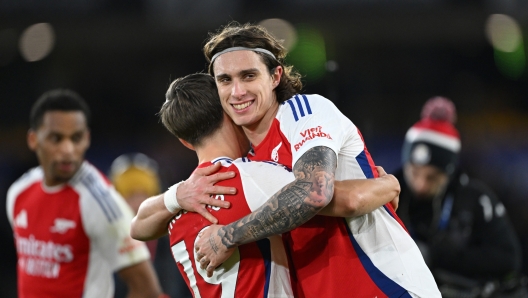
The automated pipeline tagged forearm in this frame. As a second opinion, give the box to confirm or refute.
[319,174,400,217]
[118,261,162,298]
[219,180,328,248]
[218,146,337,248]
[130,194,175,241]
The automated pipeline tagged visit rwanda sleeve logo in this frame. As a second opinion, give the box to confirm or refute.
[271,142,282,162]
[294,126,333,151]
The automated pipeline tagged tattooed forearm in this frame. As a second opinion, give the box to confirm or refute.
[218,146,337,248]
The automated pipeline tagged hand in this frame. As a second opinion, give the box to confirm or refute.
[376,166,400,211]
[195,225,236,278]
[177,163,237,223]
[375,166,387,177]
[389,195,400,211]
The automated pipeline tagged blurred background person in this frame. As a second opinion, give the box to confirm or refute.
[394,96,526,297]
[109,152,192,298]
[6,89,162,298]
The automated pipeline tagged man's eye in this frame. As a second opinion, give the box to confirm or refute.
[72,135,82,143]
[49,135,60,143]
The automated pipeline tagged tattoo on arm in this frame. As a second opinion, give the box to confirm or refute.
[219,146,337,248]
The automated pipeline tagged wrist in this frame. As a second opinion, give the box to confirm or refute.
[164,181,184,213]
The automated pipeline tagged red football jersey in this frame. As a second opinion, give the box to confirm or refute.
[7,162,150,298]
[168,157,294,298]
[248,94,441,298]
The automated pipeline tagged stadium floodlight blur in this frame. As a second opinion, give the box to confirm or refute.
[18,23,55,62]
[258,18,298,51]
[485,14,525,79]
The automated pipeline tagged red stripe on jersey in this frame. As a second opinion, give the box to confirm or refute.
[356,128,379,178]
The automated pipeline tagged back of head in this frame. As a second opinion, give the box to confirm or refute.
[203,21,302,103]
[30,88,91,130]
[401,96,460,175]
[109,153,161,199]
[159,73,223,146]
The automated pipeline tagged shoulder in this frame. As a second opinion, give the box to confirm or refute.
[7,167,43,224]
[278,94,338,120]
[232,157,292,175]
[72,162,127,223]
[7,167,42,203]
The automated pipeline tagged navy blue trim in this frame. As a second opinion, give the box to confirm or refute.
[285,95,313,122]
[211,157,233,165]
[286,100,299,122]
[355,151,375,178]
[294,95,305,117]
[344,218,412,297]
[81,173,121,222]
[301,94,312,114]
[256,239,272,298]
[383,205,396,220]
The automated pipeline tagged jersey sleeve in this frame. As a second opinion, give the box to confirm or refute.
[278,94,365,168]
[6,167,41,227]
[233,159,295,211]
[80,177,150,272]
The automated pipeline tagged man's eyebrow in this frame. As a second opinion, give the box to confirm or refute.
[216,68,261,80]
[239,68,260,76]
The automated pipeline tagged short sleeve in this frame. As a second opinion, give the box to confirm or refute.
[277,94,363,167]
[81,184,150,272]
[233,159,295,211]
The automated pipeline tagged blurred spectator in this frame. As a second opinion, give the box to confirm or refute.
[6,89,162,298]
[109,152,191,298]
[394,96,526,297]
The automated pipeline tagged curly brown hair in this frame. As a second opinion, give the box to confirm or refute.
[203,21,302,103]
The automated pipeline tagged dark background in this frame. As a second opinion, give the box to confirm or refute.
[1,1,528,296]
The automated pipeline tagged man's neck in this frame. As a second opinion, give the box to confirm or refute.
[195,135,242,164]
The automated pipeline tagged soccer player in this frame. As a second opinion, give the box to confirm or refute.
[182,22,441,297]
[130,73,400,297]
[6,89,163,298]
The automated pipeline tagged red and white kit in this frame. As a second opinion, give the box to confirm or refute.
[249,94,441,298]
[7,162,150,298]
[169,157,294,298]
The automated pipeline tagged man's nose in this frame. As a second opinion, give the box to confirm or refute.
[231,80,246,98]
[59,139,75,154]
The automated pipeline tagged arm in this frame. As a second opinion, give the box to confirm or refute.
[117,260,162,298]
[130,163,233,241]
[130,194,173,241]
[195,146,337,276]
[319,166,400,217]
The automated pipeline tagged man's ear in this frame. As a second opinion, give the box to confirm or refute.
[179,138,195,151]
[272,65,283,88]
[27,130,37,152]
[85,129,91,148]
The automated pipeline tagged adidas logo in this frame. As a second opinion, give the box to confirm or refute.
[15,210,28,229]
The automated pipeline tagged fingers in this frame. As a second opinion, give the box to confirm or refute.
[204,196,231,209]
[376,166,387,176]
[208,171,236,185]
[196,208,219,224]
[208,185,236,196]
[206,265,215,277]
[390,196,400,211]
[194,162,222,176]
